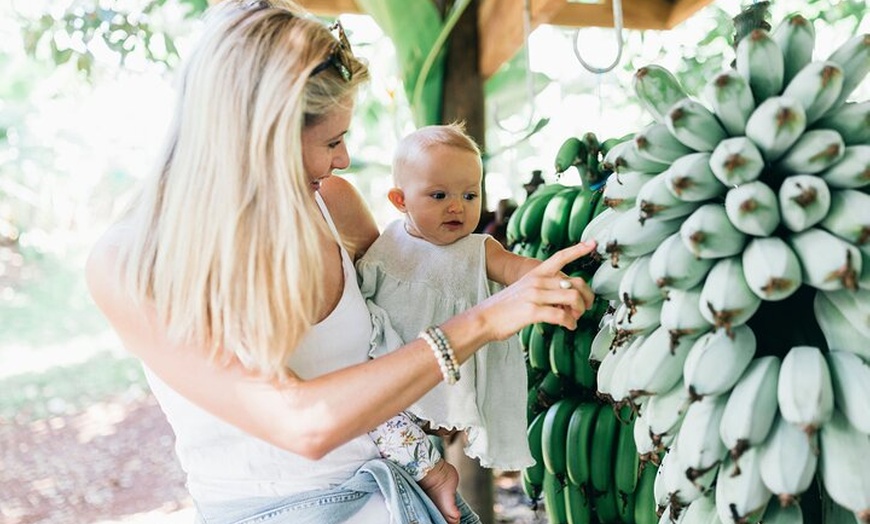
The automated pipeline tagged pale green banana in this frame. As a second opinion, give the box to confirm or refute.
[735,28,785,103]
[680,204,748,259]
[634,122,694,164]
[665,98,728,152]
[741,236,802,301]
[605,211,681,267]
[702,69,755,137]
[619,254,665,308]
[591,255,636,302]
[777,345,835,434]
[659,286,714,345]
[626,325,696,398]
[827,350,870,435]
[709,136,765,186]
[776,128,845,175]
[713,449,772,524]
[683,325,757,401]
[604,171,657,211]
[637,172,701,224]
[818,410,870,518]
[643,378,691,445]
[680,492,721,524]
[745,96,807,162]
[581,205,619,245]
[812,100,870,145]
[821,189,870,246]
[818,144,870,190]
[782,60,844,124]
[826,33,870,108]
[663,152,725,203]
[604,139,671,175]
[633,64,690,124]
[761,501,804,524]
[699,256,762,332]
[778,173,832,232]
[649,233,715,290]
[757,414,818,506]
[814,288,870,360]
[789,227,862,291]
[771,13,816,86]
[675,394,729,481]
[719,356,780,465]
[822,288,870,339]
[724,180,781,237]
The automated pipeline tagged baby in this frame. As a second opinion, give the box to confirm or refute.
[358,123,545,522]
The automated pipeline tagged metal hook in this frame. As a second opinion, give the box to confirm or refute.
[492,0,535,134]
[572,0,624,74]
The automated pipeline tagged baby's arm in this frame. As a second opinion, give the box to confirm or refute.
[484,237,542,286]
[368,412,442,481]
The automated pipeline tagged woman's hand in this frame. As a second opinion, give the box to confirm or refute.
[475,241,597,341]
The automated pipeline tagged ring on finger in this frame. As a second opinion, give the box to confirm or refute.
[559,278,573,290]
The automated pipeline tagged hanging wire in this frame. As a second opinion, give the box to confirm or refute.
[491,0,536,134]
[572,0,624,74]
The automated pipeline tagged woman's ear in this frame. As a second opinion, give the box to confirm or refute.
[387,188,407,212]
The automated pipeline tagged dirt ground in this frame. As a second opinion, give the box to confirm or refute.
[0,393,548,524]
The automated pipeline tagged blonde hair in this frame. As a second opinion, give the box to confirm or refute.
[392,122,482,187]
[119,0,369,377]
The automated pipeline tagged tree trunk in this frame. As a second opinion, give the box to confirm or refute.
[438,2,496,522]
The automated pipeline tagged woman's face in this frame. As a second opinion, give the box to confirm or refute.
[302,104,354,191]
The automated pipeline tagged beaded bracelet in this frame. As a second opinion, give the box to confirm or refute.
[420,325,461,385]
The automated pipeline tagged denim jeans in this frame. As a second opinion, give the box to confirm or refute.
[194,458,481,524]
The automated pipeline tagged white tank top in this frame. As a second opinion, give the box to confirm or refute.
[145,193,389,520]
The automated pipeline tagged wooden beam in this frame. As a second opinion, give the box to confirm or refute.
[548,0,672,30]
[666,0,715,28]
[478,0,568,79]
[296,0,363,16]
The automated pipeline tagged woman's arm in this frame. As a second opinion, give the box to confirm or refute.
[86,229,594,460]
[319,176,379,260]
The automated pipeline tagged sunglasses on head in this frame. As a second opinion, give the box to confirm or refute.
[311,21,353,82]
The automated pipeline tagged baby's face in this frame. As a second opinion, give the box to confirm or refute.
[399,144,483,246]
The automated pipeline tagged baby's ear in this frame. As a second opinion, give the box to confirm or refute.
[387,188,407,212]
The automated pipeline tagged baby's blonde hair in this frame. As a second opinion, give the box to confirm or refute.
[392,122,482,187]
[118,0,369,377]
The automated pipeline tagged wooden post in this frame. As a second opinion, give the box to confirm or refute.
[439,2,495,522]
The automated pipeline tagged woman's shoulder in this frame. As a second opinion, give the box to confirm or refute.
[318,177,379,260]
[85,222,134,316]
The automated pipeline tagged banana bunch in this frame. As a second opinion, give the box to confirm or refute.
[570,8,869,524]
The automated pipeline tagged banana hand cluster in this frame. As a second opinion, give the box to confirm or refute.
[545,7,870,524]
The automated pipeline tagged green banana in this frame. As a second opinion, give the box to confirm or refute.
[636,172,700,224]
[821,189,870,247]
[614,416,640,498]
[603,139,670,175]
[663,152,725,203]
[527,323,551,371]
[565,402,601,487]
[782,60,844,124]
[549,327,574,379]
[593,480,622,524]
[680,203,748,259]
[703,69,755,137]
[778,173,832,233]
[556,136,588,175]
[542,398,580,476]
[633,464,659,524]
[634,122,693,164]
[535,370,565,412]
[564,480,593,524]
[544,470,569,524]
[709,136,765,186]
[724,180,781,237]
[541,186,582,252]
[776,128,845,175]
[525,410,548,498]
[571,329,597,391]
[745,96,807,162]
[818,144,870,190]
[590,405,619,494]
[567,188,601,245]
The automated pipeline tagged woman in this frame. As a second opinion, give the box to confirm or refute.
[85,1,595,522]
